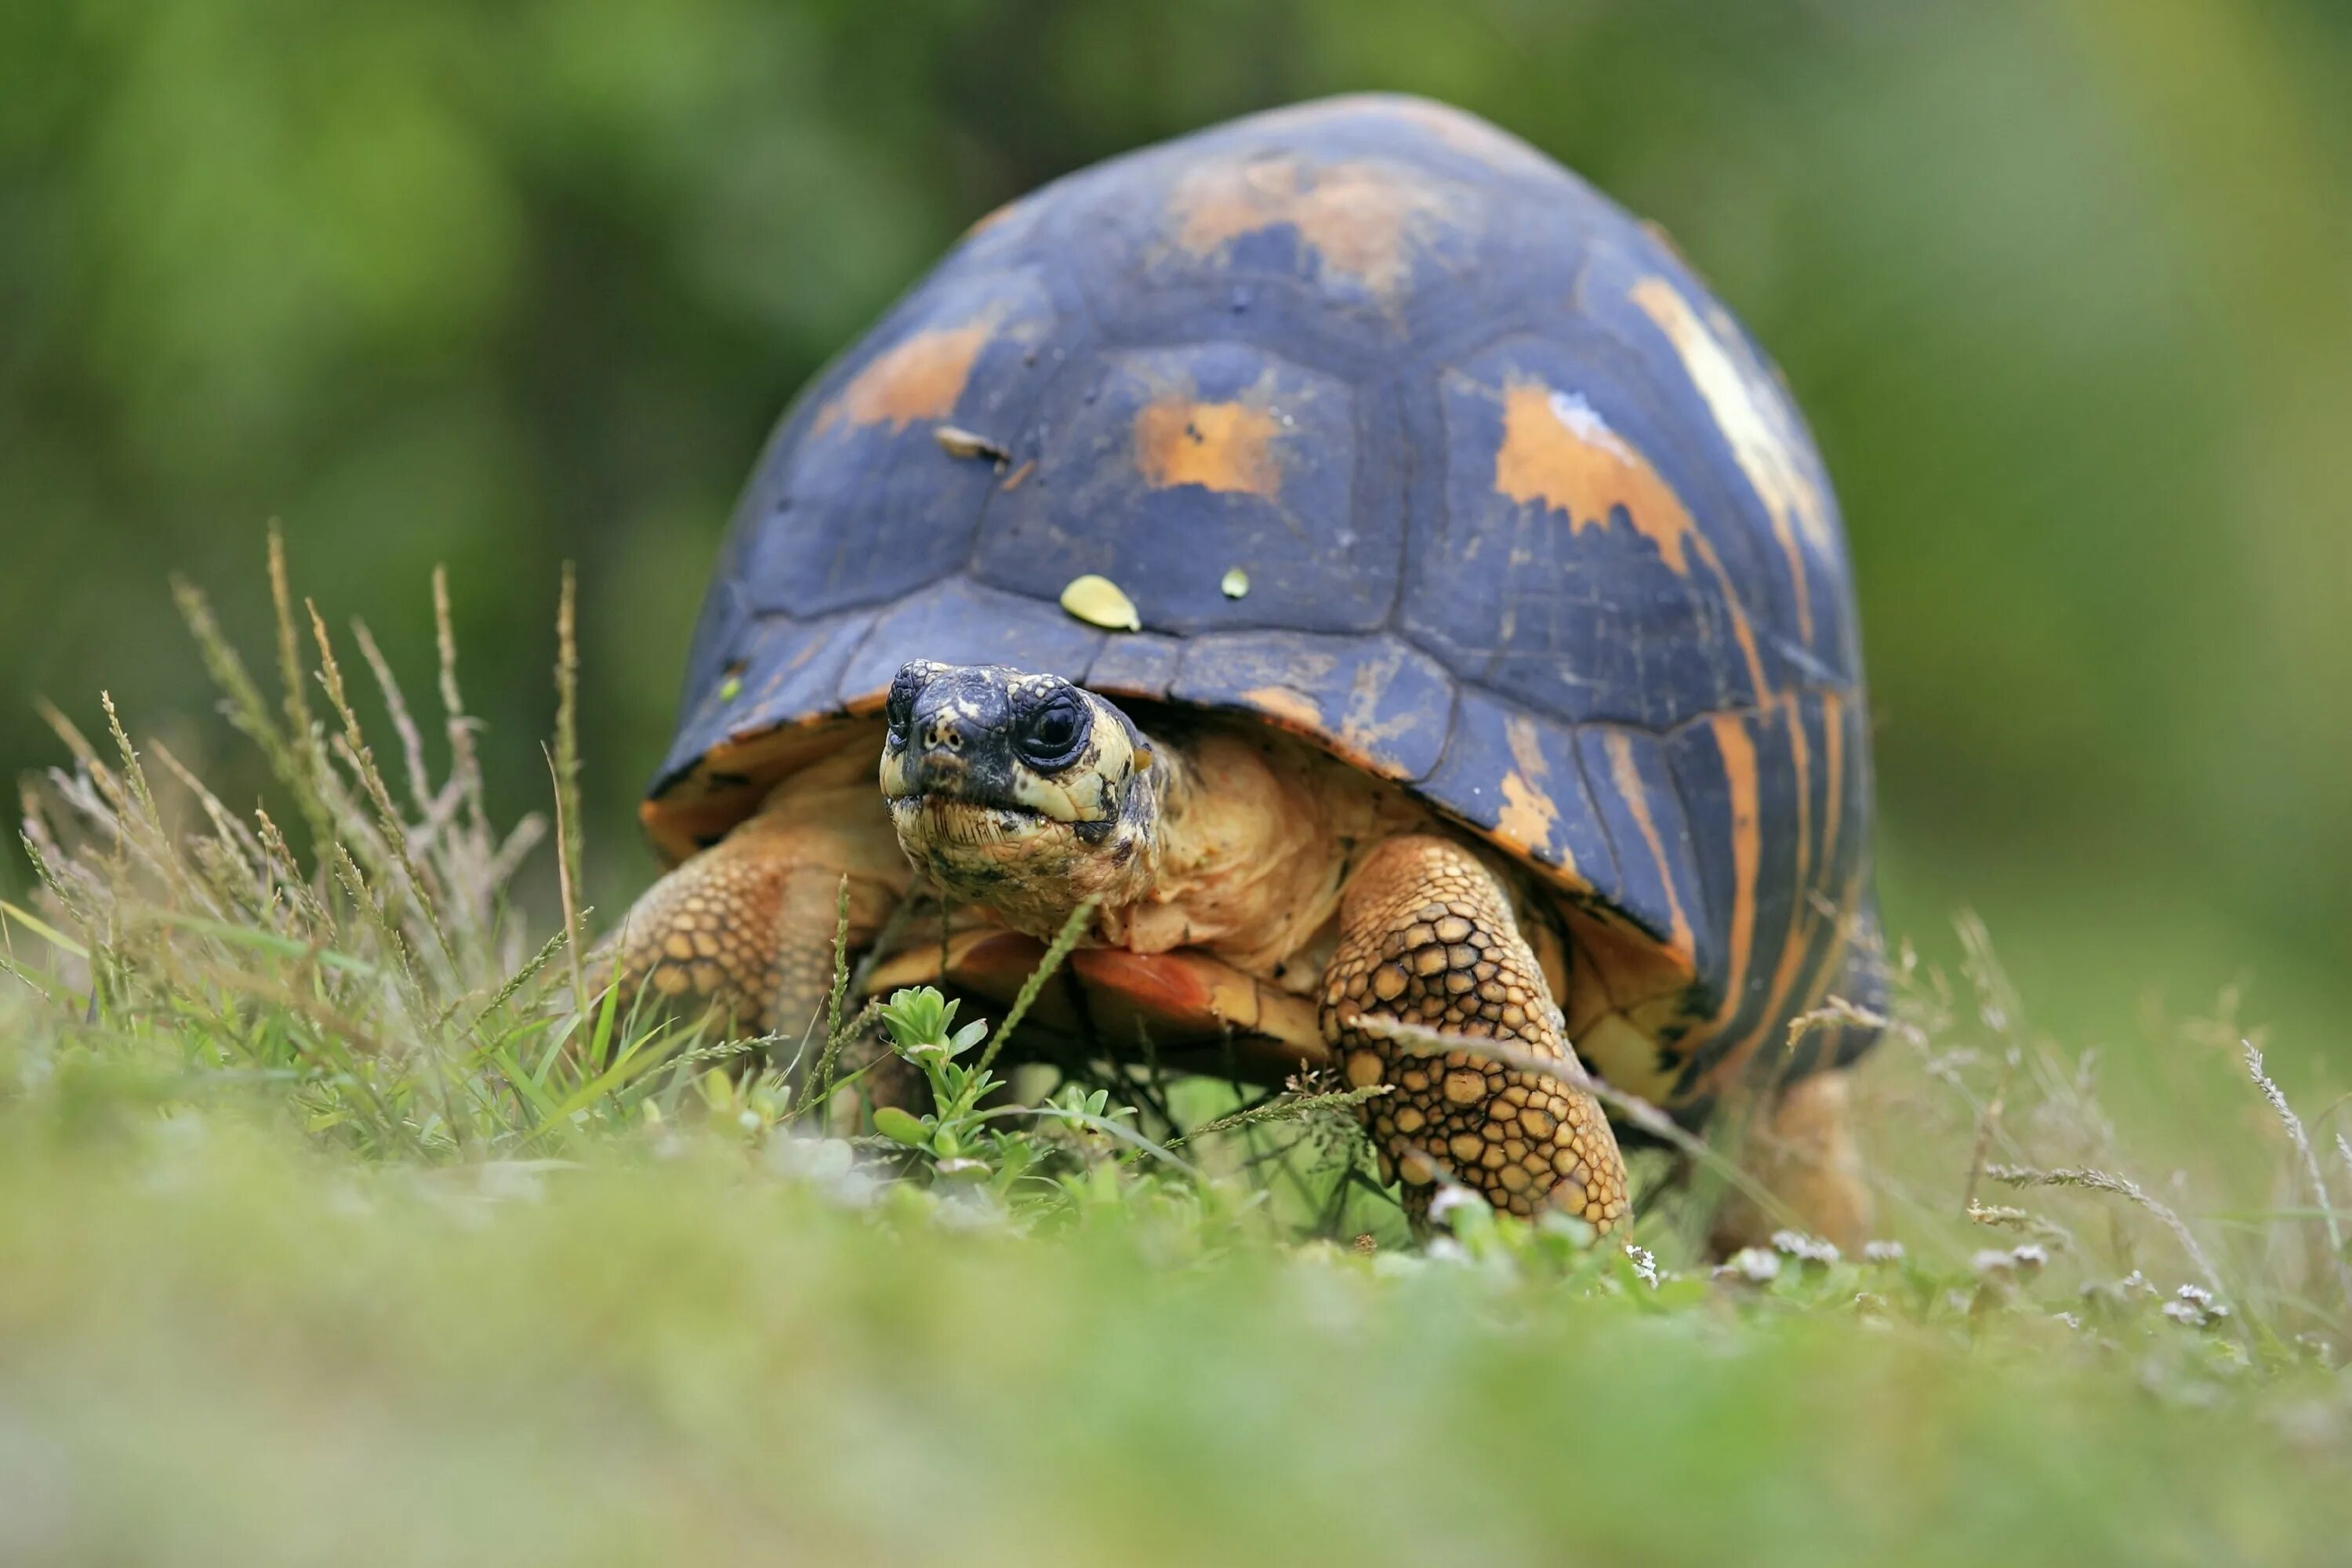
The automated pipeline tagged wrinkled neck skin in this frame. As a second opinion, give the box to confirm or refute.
[920,720,1424,981]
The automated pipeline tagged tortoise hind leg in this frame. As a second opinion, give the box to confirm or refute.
[1711,1070,1873,1255]
[1319,834,1629,1232]
[601,749,909,1059]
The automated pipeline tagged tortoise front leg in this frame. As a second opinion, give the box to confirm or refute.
[602,751,909,1060]
[1321,835,1629,1232]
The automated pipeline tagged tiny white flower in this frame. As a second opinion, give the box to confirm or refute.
[1862,1240,1906,1265]
[1623,1243,1661,1288]
[1714,1247,1780,1284]
[1426,1184,1485,1226]
[1770,1229,1840,1266]
[2161,1283,2230,1328]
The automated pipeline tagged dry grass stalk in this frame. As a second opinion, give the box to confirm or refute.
[976,897,1097,1076]
[1175,1083,1392,1148]
[551,563,590,1029]
[2244,1039,2352,1307]
[1987,1163,2228,1305]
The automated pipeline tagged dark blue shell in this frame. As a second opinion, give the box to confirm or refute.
[652,96,1882,1098]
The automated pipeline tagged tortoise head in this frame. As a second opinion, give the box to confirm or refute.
[879,660,1162,934]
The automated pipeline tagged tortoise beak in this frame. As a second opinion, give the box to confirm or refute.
[896,671,1019,806]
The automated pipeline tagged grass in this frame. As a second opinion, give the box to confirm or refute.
[5,544,2352,1566]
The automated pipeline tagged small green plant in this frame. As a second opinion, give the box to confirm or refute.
[860,984,1194,1211]
[870,986,1008,1181]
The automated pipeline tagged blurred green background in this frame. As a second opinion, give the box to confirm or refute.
[5,0,2347,1067]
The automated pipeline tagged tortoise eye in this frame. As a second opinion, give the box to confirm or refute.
[1014,691,1090,771]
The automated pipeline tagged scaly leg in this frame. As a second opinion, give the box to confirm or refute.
[1711,1069,1873,1254]
[603,745,909,1059]
[1321,834,1629,1232]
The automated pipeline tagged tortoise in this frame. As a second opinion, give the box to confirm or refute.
[612,94,1885,1243]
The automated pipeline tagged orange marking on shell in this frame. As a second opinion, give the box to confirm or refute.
[1602,731,1694,968]
[1632,277,1830,644]
[1134,398,1283,495]
[1168,154,1453,299]
[1755,702,1817,1065]
[1709,861,1863,1097]
[1240,684,1326,731]
[1707,714,1762,1033]
[1820,691,1846,902]
[1493,715,1566,869]
[813,321,993,435]
[1494,379,1698,576]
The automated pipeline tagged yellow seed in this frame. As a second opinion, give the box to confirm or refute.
[933,423,1009,462]
[1059,573,1142,630]
[1221,567,1250,598]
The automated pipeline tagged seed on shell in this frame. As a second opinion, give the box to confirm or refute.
[932,424,1009,463]
[1059,573,1142,631]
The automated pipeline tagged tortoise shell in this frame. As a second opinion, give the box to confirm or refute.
[646,94,1883,1110]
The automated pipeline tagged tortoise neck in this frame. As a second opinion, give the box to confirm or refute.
[1108,727,1192,907]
